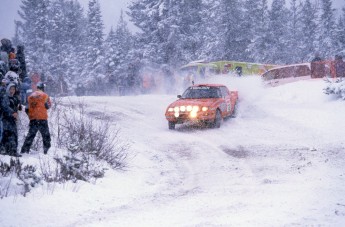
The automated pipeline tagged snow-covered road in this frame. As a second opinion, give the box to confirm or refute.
[1,76,345,226]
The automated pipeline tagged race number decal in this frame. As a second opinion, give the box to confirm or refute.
[227,104,231,112]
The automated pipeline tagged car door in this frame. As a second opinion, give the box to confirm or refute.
[220,86,231,116]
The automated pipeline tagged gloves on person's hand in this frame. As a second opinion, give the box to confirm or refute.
[44,102,50,109]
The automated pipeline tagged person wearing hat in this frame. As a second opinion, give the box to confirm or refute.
[1,83,22,157]
[21,82,52,155]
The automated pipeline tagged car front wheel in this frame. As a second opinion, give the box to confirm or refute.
[210,109,222,128]
[168,121,176,130]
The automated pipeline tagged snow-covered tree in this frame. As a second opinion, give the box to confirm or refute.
[218,0,247,61]
[299,0,318,61]
[318,0,337,58]
[128,0,204,67]
[62,0,88,83]
[247,0,270,63]
[104,10,133,89]
[18,0,51,74]
[285,0,303,63]
[266,0,289,64]
[84,0,105,79]
[335,6,345,56]
[127,0,161,64]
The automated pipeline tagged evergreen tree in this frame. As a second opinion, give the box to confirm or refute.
[85,0,105,79]
[168,0,203,64]
[243,0,264,62]
[267,0,289,64]
[198,0,221,60]
[128,0,204,67]
[335,6,345,56]
[299,0,318,61]
[127,0,161,64]
[285,0,303,63]
[61,0,87,83]
[318,0,337,58]
[104,10,133,88]
[49,0,68,77]
[18,0,51,74]
[248,0,271,63]
[219,0,247,61]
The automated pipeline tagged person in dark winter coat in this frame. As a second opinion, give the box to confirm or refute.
[21,82,52,155]
[16,45,27,81]
[334,55,345,79]
[1,83,22,157]
[311,52,325,78]
[0,80,9,152]
[56,75,68,96]
[75,83,86,96]
[0,60,7,78]
[20,77,32,105]
[45,75,57,97]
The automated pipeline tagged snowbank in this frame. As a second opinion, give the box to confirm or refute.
[1,76,345,226]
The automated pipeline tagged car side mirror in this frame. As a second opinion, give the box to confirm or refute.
[177,95,182,98]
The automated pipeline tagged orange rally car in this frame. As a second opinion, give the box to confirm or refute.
[165,84,238,129]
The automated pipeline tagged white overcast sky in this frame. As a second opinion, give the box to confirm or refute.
[0,0,344,40]
[0,0,133,39]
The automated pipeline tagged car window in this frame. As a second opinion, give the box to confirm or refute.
[182,87,221,99]
[220,87,229,97]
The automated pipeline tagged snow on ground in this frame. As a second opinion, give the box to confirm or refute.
[1,75,345,226]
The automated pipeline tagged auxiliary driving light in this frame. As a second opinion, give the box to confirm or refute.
[190,111,197,118]
[202,106,208,111]
[192,106,199,112]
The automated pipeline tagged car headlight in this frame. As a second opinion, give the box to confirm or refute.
[168,107,174,112]
[190,111,197,118]
[202,106,208,112]
[174,106,179,112]
[180,106,186,112]
[186,105,192,112]
[192,106,199,112]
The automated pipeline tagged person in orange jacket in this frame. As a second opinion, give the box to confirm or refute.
[21,82,52,154]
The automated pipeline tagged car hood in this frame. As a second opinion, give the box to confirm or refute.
[169,98,221,107]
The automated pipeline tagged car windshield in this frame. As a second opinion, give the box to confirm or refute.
[181,86,221,99]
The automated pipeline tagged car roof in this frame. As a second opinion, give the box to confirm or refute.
[191,84,226,88]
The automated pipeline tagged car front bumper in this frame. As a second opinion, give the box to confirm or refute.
[165,110,216,124]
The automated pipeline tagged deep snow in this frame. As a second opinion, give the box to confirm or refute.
[1,75,345,226]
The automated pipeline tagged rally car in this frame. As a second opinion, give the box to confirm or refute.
[165,84,238,130]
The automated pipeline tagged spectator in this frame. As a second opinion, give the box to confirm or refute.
[0,60,7,78]
[9,48,16,60]
[4,59,20,85]
[75,83,86,96]
[21,82,52,155]
[311,52,325,78]
[334,55,345,79]
[1,83,22,157]
[20,77,32,105]
[56,75,68,96]
[0,79,9,153]
[16,45,27,80]
[45,75,57,97]
[30,72,41,91]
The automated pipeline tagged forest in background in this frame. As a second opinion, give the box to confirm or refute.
[11,0,345,94]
